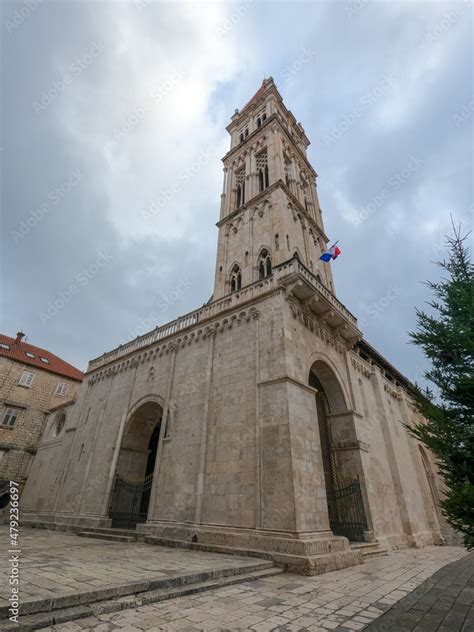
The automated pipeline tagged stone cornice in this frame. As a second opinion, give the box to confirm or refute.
[88,306,262,384]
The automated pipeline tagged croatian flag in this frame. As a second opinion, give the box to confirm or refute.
[320,242,341,263]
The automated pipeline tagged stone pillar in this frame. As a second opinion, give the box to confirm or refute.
[371,367,418,544]
[194,327,216,524]
[147,345,178,521]
[219,167,227,219]
[100,358,140,516]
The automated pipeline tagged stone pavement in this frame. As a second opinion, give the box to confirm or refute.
[37,545,467,631]
[364,552,474,632]
[0,527,272,614]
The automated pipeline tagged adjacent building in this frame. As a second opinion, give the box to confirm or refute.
[0,332,83,491]
[21,80,451,573]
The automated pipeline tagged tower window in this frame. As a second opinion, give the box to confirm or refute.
[258,249,272,280]
[256,149,269,192]
[257,117,261,128]
[239,133,244,143]
[230,265,242,293]
[262,113,267,121]
[235,167,246,208]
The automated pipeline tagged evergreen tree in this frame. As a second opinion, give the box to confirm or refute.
[408,222,474,549]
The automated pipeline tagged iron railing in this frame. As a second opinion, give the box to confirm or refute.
[327,480,368,542]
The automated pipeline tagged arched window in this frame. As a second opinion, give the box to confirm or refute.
[230,265,242,293]
[239,133,244,143]
[257,117,261,128]
[55,412,66,437]
[262,113,267,121]
[258,249,272,280]
[235,167,245,208]
[256,150,269,192]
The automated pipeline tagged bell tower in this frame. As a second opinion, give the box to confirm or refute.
[213,77,336,301]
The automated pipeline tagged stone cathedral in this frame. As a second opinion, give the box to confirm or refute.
[22,79,448,574]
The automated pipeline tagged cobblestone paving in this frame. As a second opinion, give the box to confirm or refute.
[0,527,268,611]
[364,552,474,632]
[39,546,467,632]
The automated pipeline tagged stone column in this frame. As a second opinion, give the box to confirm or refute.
[220,167,227,219]
[77,376,114,515]
[147,345,178,520]
[100,358,140,516]
[371,367,417,543]
[194,327,217,524]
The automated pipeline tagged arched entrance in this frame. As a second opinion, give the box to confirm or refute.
[109,400,163,529]
[309,360,368,542]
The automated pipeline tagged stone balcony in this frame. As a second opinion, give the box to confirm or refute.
[87,255,360,373]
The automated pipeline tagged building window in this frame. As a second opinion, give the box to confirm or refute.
[230,265,242,293]
[40,357,49,364]
[2,408,20,428]
[258,249,272,280]
[256,149,269,192]
[55,382,69,397]
[19,370,35,387]
[55,413,66,436]
[25,351,35,358]
[235,167,245,208]
[0,343,10,350]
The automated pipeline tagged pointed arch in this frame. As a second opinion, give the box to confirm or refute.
[257,247,272,280]
[230,263,242,293]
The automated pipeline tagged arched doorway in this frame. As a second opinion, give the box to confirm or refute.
[309,360,368,541]
[419,445,441,525]
[109,400,163,529]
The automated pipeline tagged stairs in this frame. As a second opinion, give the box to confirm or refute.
[351,541,389,560]
[0,560,282,631]
[77,527,140,543]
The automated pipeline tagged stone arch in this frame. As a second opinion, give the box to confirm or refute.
[419,445,440,515]
[307,354,350,413]
[109,395,164,529]
[308,357,369,541]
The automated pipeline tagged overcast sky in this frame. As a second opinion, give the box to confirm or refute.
[1,1,472,383]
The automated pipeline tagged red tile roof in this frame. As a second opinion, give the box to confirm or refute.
[0,334,83,382]
[241,81,268,112]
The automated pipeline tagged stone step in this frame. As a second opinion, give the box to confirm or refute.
[77,530,137,543]
[0,566,283,631]
[0,557,275,620]
[351,542,389,559]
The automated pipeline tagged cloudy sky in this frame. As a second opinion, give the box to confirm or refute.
[1,1,472,384]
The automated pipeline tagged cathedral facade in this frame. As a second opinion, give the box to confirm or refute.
[21,79,446,574]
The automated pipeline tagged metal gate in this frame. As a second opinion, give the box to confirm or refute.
[109,474,154,529]
[326,480,368,542]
